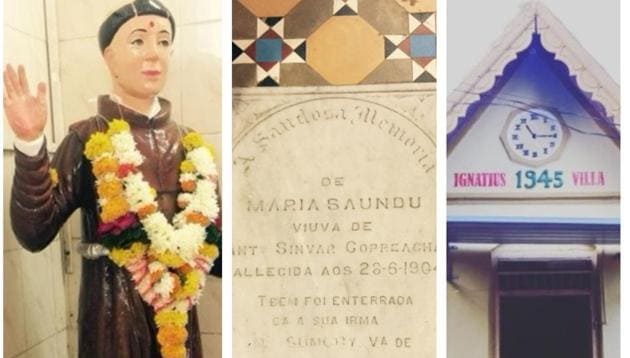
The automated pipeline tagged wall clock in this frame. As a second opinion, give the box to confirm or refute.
[500,107,568,166]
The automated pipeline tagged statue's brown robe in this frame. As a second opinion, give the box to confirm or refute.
[11,95,206,358]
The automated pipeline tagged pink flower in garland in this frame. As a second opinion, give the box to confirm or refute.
[97,212,138,236]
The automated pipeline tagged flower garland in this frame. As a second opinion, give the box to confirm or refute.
[84,119,220,358]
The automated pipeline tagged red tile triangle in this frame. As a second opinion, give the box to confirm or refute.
[245,43,257,60]
[413,24,433,35]
[281,42,293,60]
[398,37,411,56]
[414,56,434,68]
[261,29,281,39]
[258,61,277,71]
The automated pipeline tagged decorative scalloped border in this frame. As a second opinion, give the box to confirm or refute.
[447,2,619,139]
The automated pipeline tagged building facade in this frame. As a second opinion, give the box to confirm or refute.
[447,3,619,358]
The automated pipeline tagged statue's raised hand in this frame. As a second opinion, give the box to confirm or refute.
[3,64,47,141]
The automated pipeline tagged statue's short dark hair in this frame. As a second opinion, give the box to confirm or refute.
[98,0,175,53]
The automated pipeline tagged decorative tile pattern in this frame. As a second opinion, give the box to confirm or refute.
[384,13,436,82]
[237,0,303,17]
[233,0,436,87]
[307,16,383,85]
[233,18,306,86]
[333,0,358,16]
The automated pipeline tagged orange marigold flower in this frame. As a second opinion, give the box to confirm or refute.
[92,156,118,177]
[97,178,123,199]
[157,325,188,346]
[137,203,157,219]
[100,196,129,223]
[181,180,196,192]
[185,212,209,226]
[160,344,186,358]
[178,264,194,275]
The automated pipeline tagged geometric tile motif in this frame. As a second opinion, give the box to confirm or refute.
[233,0,437,87]
[237,0,303,17]
[307,16,384,85]
[333,0,358,16]
[232,18,306,86]
[384,13,436,82]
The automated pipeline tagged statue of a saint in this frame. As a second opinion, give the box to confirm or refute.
[3,1,221,357]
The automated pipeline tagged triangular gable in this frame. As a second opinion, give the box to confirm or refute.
[446,2,619,204]
[447,2,619,139]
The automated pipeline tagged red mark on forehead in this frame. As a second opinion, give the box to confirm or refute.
[149,21,155,28]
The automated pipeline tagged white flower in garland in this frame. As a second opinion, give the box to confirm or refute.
[187,147,218,177]
[123,173,157,211]
[171,225,206,263]
[111,132,144,166]
[186,180,220,221]
[153,273,176,297]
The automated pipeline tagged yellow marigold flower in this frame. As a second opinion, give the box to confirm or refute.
[200,243,219,260]
[49,168,59,187]
[84,132,113,160]
[92,156,118,177]
[160,344,186,358]
[152,250,185,268]
[179,160,195,173]
[106,119,130,136]
[109,243,147,266]
[157,325,188,346]
[97,178,123,199]
[155,309,188,327]
[100,195,129,223]
[176,271,201,300]
[182,132,204,151]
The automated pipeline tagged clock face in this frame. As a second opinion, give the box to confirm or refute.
[503,108,566,165]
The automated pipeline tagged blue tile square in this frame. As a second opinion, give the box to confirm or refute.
[410,34,436,57]
[255,39,282,62]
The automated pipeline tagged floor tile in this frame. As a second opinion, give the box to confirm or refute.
[284,0,334,38]
[306,16,384,85]
[359,0,409,34]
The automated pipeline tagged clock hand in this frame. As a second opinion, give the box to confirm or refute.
[525,124,537,139]
[537,134,558,138]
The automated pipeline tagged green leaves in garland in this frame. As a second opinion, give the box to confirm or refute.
[101,226,149,250]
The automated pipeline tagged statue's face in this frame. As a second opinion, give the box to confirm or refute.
[103,15,172,99]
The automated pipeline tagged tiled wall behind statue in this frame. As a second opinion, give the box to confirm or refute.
[233,0,436,86]
[3,1,70,357]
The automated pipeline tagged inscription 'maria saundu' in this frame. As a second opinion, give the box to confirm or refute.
[247,196,422,212]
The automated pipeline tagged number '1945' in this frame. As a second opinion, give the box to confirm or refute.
[515,170,563,189]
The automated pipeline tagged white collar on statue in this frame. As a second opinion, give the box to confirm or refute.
[109,94,161,119]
